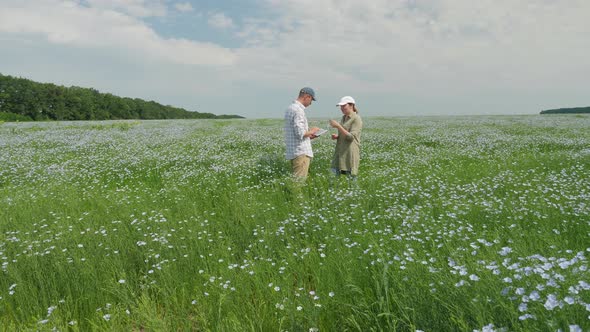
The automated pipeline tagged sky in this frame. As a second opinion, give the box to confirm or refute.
[1,0,589,119]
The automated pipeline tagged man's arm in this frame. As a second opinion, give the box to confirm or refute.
[293,111,318,139]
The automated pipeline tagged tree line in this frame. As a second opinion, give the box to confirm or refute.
[0,73,243,121]
[540,107,590,114]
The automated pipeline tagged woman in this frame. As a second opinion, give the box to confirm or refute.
[329,96,363,178]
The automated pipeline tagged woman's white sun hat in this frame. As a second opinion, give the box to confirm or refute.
[336,96,355,106]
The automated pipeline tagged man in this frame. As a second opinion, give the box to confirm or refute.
[284,87,320,178]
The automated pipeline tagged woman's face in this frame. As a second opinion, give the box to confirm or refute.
[340,103,354,115]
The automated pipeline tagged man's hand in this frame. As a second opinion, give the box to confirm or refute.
[306,127,320,139]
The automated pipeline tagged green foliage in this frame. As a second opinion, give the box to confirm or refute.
[0,111,33,122]
[0,116,589,331]
[0,73,244,121]
[540,106,590,114]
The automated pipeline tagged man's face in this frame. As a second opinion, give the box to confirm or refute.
[302,95,313,107]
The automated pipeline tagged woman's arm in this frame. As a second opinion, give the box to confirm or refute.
[329,119,349,137]
[330,118,361,141]
[347,117,362,142]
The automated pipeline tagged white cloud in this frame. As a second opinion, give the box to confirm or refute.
[84,0,168,17]
[208,12,235,30]
[174,2,194,13]
[0,0,236,66]
[1,0,589,118]
[234,0,590,95]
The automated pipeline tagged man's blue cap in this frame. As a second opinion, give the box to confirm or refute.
[300,87,316,101]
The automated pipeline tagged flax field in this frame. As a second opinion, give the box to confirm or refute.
[0,115,589,331]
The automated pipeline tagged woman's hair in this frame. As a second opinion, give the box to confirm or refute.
[351,104,359,113]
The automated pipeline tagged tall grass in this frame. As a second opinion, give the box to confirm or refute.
[0,116,589,331]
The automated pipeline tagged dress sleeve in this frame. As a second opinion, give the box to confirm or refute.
[345,116,362,142]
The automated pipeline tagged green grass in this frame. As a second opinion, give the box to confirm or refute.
[0,115,589,331]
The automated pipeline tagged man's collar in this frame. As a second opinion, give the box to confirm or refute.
[294,100,306,109]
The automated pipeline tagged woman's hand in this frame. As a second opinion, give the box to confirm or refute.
[331,134,338,140]
[329,120,340,128]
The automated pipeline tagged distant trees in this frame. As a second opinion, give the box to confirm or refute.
[540,107,590,114]
[0,73,243,121]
